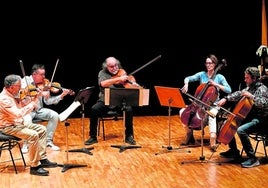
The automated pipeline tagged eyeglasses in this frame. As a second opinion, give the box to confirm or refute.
[107,64,118,68]
[205,62,214,65]
[35,72,45,77]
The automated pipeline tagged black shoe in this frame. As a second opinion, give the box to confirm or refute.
[125,135,136,145]
[30,165,49,176]
[241,157,260,168]
[220,149,240,158]
[84,137,98,145]
[40,159,58,168]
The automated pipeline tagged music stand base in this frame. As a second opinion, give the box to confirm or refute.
[58,163,87,173]
[181,155,222,165]
[67,147,94,155]
[155,145,191,155]
[111,145,142,153]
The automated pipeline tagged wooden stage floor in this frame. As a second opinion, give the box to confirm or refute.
[1,116,268,187]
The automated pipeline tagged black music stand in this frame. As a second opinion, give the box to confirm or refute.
[154,86,191,155]
[68,87,95,155]
[57,87,94,173]
[105,88,144,153]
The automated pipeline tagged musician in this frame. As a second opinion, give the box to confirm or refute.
[21,64,70,152]
[217,67,268,168]
[85,57,138,145]
[0,74,57,176]
[180,54,232,151]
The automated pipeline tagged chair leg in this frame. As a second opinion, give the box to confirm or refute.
[17,141,26,167]
[7,140,19,174]
[102,119,105,140]
[6,140,27,174]
[254,140,260,155]
[262,140,267,158]
[98,118,101,136]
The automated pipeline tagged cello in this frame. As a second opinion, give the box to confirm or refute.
[180,60,227,129]
[217,96,254,145]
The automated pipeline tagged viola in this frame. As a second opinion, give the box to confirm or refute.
[112,69,141,88]
[37,78,75,95]
[180,59,227,129]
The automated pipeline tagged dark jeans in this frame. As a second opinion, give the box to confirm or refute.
[89,100,134,137]
[228,118,268,158]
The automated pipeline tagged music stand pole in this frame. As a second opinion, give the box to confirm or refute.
[68,101,94,155]
[155,98,190,155]
[154,86,191,155]
[67,87,94,155]
[111,99,142,153]
[58,121,87,173]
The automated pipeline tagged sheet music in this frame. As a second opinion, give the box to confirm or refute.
[59,101,81,122]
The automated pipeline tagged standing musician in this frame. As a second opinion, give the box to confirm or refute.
[180,54,232,151]
[20,64,71,152]
[217,67,268,168]
[85,57,139,145]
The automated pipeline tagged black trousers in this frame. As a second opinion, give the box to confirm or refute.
[88,100,134,137]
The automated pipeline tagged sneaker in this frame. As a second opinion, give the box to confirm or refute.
[21,142,29,154]
[84,137,98,145]
[125,135,136,145]
[241,157,260,168]
[220,149,240,158]
[47,142,60,151]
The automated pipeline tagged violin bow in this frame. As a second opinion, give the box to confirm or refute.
[180,89,236,117]
[19,60,31,88]
[128,55,162,76]
[50,58,60,83]
[19,59,33,99]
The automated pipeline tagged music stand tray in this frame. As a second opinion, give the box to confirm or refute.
[154,86,190,155]
[105,88,149,152]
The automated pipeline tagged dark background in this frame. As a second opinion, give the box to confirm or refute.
[1,1,267,118]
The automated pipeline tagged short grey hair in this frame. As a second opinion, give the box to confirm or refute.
[4,74,21,87]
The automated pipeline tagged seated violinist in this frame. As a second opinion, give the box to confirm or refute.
[20,64,71,152]
[85,57,138,145]
[0,74,57,176]
[217,67,268,168]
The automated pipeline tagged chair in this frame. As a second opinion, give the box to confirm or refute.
[97,109,123,140]
[241,132,268,158]
[0,131,26,174]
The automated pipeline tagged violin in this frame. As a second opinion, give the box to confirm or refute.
[112,69,141,88]
[36,78,75,95]
[19,85,39,100]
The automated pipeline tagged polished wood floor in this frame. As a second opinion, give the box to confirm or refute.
[1,116,268,188]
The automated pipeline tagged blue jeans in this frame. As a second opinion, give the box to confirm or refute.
[31,108,59,143]
[237,118,260,158]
